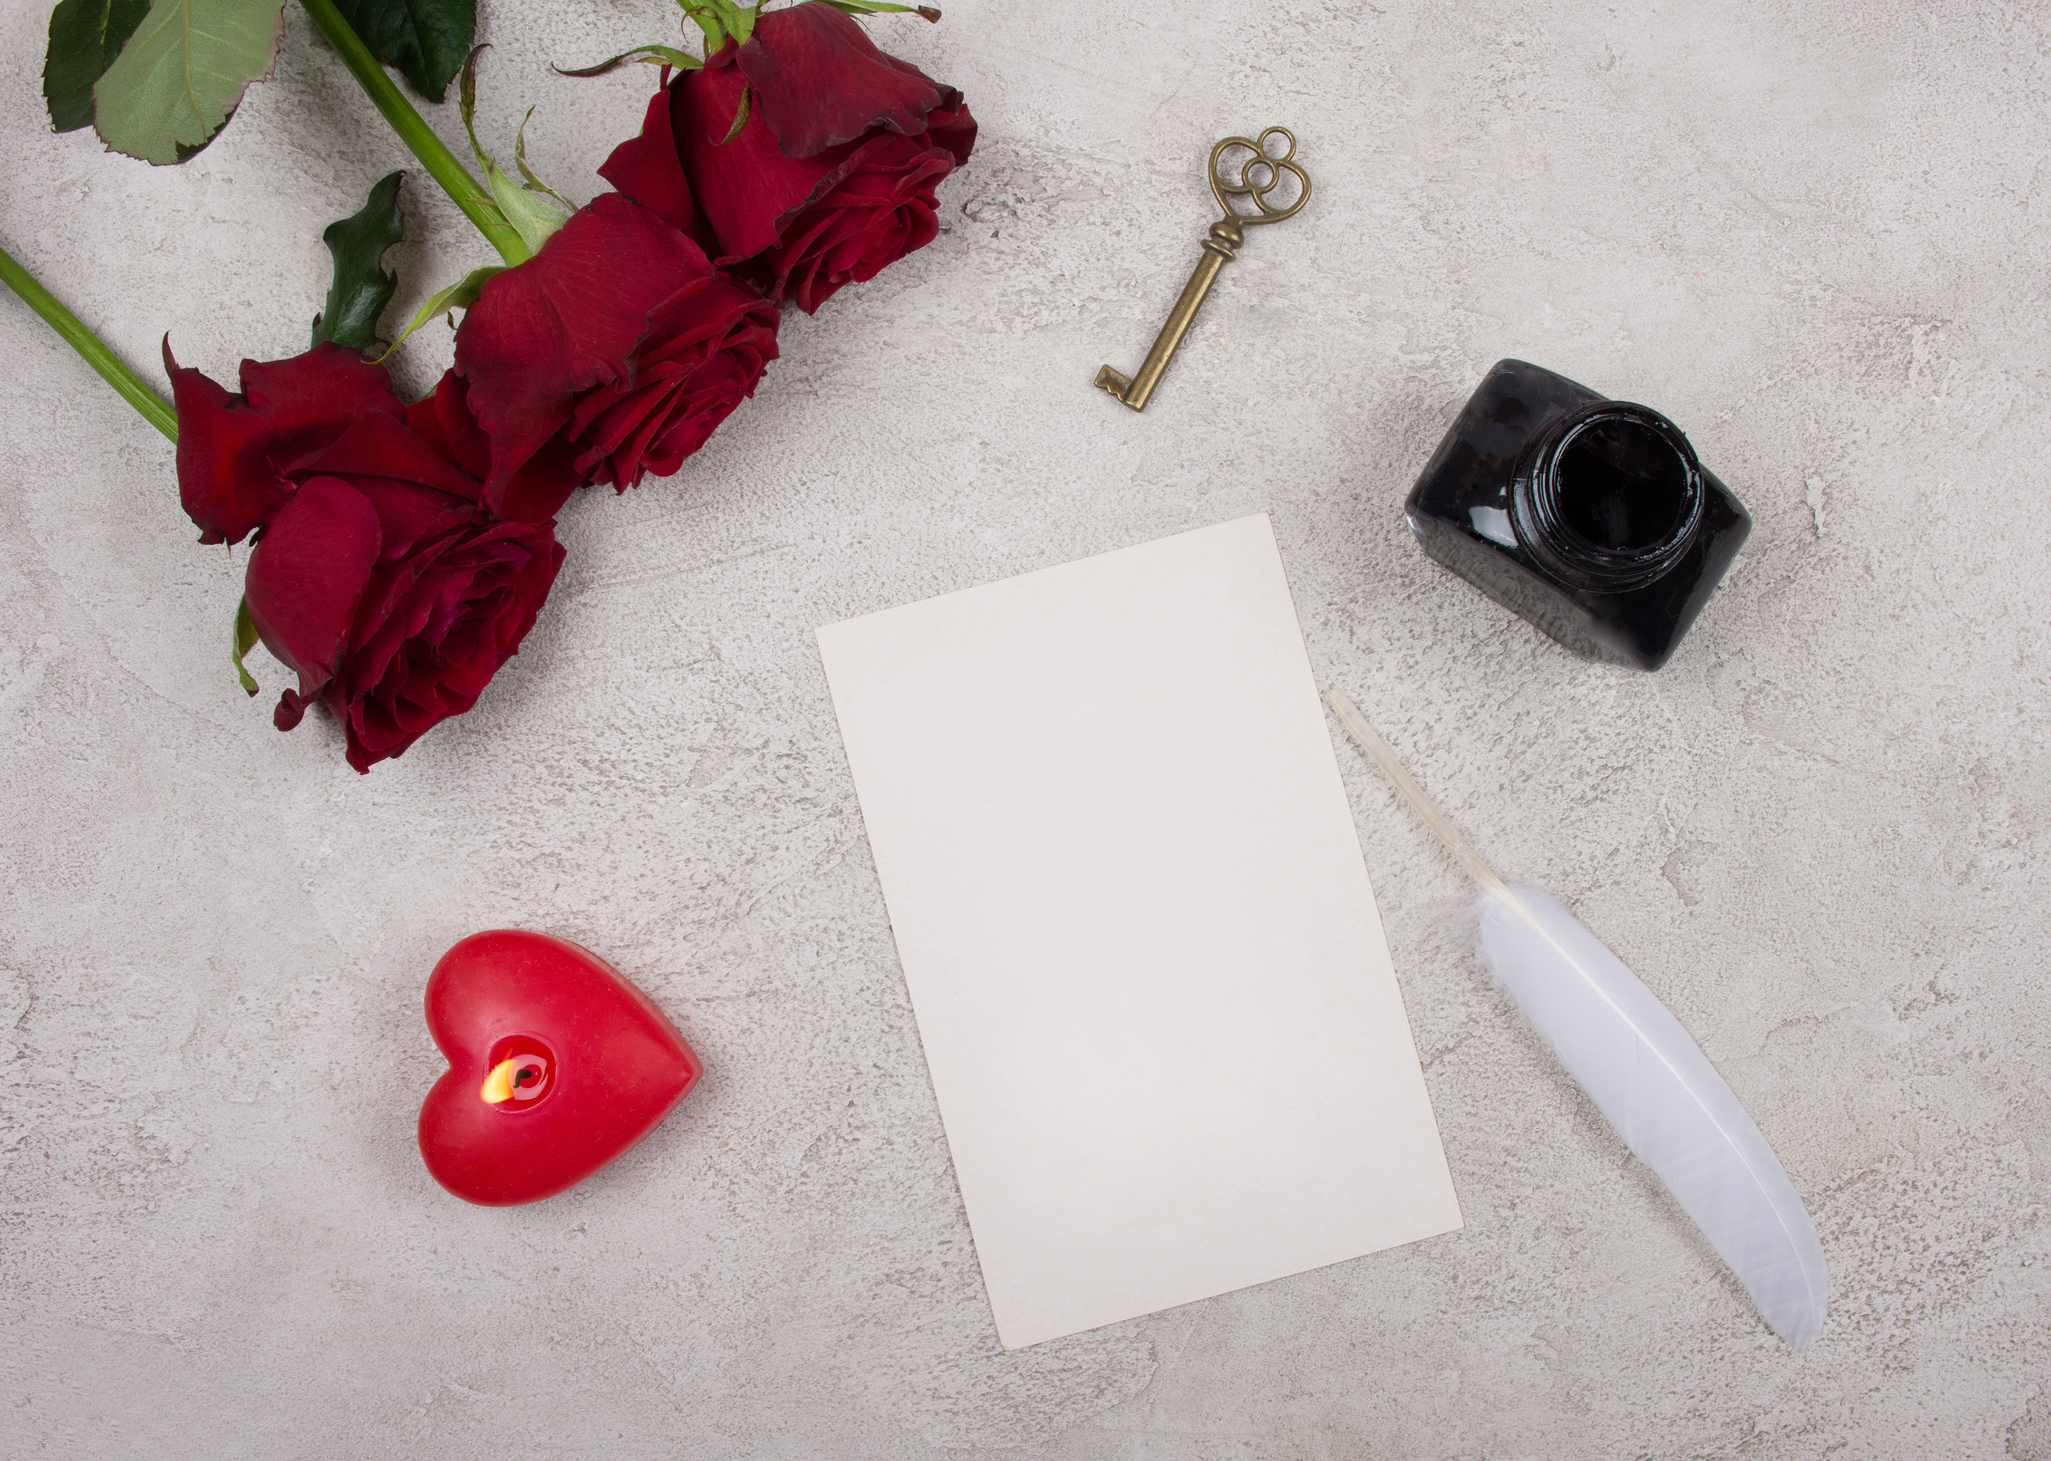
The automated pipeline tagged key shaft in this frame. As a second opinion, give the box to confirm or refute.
[1095,218,1244,413]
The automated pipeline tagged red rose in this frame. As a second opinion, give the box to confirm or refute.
[599,0,976,313]
[453,192,781,494]
[244,408,564,773]
[170,345,567,772]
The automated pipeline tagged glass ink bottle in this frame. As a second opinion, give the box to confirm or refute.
[1403,359,1751,671]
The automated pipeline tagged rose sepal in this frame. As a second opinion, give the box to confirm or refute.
[684,0,758,50]
[232,596,262,696]
[459,48,570,257]
[554,44,703,80]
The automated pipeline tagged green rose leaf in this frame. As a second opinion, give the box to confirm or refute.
[329,0,474,104]
[232,595,261,697]
[91,0,286,165]
[43,0,150,133]
[311,170,406,352]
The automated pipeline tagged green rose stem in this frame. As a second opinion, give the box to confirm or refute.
[0,242,176,441]
[296,0,532,267]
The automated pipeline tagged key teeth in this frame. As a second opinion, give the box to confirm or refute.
[1095,365,1137,406]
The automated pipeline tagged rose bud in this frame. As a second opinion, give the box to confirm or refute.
[599,0,976,314]
[242,410,565,773]
[453,192,781,495]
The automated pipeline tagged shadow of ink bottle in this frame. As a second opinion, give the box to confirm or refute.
[1404,359,1751,670]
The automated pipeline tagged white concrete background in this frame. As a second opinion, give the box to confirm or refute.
[0,0,2045,1456]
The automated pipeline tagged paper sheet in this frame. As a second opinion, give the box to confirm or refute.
[816,514,1461,1349]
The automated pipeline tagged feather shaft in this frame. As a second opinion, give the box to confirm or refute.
[1324,690,1829,1349]
[1323,690,1509,898]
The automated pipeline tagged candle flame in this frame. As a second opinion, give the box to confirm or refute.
[480,1058,519,1104]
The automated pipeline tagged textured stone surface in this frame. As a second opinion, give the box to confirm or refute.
[2,1,2047,1456]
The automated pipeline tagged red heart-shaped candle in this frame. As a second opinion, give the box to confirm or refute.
[418,931,702,1206]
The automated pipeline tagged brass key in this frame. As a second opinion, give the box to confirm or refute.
[1095,127,1311,412]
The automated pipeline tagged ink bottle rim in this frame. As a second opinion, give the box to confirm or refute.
[1511,400,1707,592]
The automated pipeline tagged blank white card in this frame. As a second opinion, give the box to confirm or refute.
[816,514,1461,1349]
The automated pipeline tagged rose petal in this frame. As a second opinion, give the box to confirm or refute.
[923,95,977,166]
[598,85,703,241]
[493,436,584,525]
[406,373,490,482]
[738,2,947,157]
[674,59,844,262]
[243,476,383,715]
[414,370,580,524]
[307,411,485,507]
[346,477,483,565]
[167,341,404,546]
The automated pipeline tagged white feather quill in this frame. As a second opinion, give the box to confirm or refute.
[1325,689,1829,1350]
